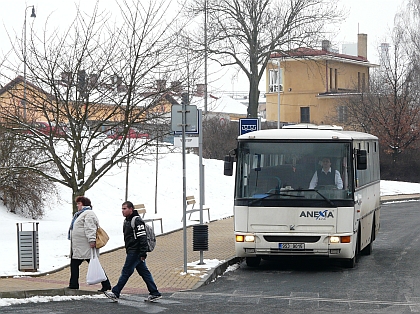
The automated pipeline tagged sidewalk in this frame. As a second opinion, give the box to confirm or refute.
[1,193,419,299]
[0,217,237,299]
[380,193,420,203]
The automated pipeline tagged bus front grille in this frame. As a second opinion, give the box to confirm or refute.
[263,236,321,243]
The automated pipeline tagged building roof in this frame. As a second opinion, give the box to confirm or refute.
[182,94,248,115]
[0,76,53,99]
[271,47,376,66]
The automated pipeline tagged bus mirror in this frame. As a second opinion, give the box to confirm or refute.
[224,155,234,176]
[356,150,367,170]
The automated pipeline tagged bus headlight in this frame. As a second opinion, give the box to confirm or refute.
[330,236,340,243]
[329,236,351,243]
[244,235,255,242]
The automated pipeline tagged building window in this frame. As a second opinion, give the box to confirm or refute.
[358,72,366,92]
[362,73,366,92]
[335,69,338,91]
[329,68,333,91]
[269,69,283,92]
[329,68,338,92]
[338,106,348,123]
[300,107,310,123]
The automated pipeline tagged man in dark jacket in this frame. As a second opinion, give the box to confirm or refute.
[104,201,161,302]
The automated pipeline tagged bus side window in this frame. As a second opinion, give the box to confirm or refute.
[356,150,367,170]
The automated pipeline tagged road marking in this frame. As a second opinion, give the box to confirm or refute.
[171,291,420,309]
[228,290,262,304]
[406,296,420,312]
[114,295,180,313]
[289,292,319,308]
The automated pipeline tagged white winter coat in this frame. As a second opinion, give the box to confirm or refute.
[70,210,99,259]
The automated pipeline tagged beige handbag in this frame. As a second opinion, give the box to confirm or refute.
[96,226,109,249]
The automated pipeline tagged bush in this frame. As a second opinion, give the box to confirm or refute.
[201,115,239,160]
[380,146,420,183]
[0,131,57,219]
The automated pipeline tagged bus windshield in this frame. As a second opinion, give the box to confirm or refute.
[235,141,353,201]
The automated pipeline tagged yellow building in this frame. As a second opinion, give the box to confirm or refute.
[0,76,175,127]
[265,34,377,125]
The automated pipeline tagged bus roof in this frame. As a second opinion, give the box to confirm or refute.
[282,123,343,130]
[238,128,378,141]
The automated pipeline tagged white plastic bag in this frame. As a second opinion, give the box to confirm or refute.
[86,248,107,285]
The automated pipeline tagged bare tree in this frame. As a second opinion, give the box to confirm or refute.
[338,23,420,169]
[0,0,188,213]
[188,0,343,117]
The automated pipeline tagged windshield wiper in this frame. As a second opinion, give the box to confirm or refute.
[248,192,304,205]
[297,188,336,207]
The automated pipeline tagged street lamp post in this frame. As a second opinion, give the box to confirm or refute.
[23,5,36,121]
[274,59,281,129]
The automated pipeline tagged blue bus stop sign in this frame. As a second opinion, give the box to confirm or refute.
[239,118,260,135]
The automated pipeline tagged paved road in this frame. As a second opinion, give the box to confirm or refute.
[2,200,420,313]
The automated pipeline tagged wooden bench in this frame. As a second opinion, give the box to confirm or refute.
[182,195,210,222]
[134,204,163,234]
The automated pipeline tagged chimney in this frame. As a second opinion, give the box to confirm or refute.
[111,74,121,85]
[171,81,182,93]
[358,33,368,59]
[322,40,331,51]
[61,72,71,86]
[89,73,99,88]
[77,70,87,97]
[156,79,166,91]
[115,76,126,93]
[196,83,206,97]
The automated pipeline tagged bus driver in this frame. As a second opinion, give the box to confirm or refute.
[309,157,343,189]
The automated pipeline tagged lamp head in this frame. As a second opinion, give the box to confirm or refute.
[30,7,36,18]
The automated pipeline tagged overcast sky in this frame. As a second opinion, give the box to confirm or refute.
[0,0,407,92]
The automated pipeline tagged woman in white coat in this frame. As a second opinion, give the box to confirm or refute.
[67,196,111,291]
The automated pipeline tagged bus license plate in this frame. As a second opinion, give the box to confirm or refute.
[279,243,305,250]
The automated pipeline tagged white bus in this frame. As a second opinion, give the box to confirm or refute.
[224,125,380,268]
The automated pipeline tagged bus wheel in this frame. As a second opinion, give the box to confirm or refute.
[361,219,375,256]
[246,257,261,267]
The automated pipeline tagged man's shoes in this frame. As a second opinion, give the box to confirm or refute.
[145,294,162,302]
[104,291,119,302]
[67,286,79,289]
[98,286,111,292]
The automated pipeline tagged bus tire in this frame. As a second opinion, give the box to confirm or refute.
[361,218,375,256]
[246,257,261,267]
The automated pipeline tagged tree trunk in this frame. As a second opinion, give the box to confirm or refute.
[247,63,261,118]
[72,187,86,214]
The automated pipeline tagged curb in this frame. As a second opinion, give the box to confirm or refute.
[191,257,243,290]
[380,194,420,203]
[0,288,99,299]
